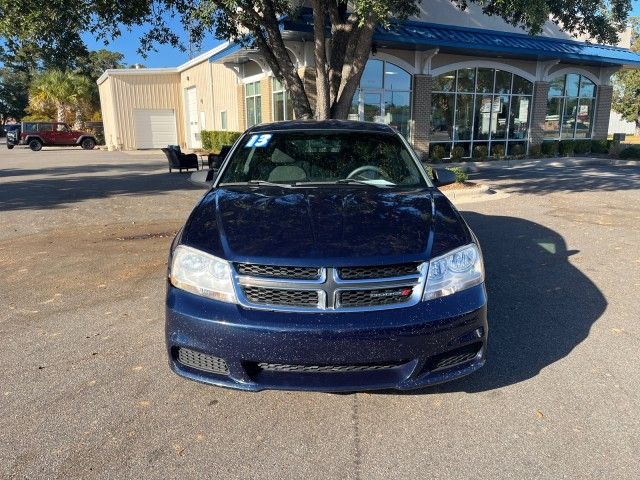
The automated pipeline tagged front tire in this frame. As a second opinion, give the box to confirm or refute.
[7,144,14,150]
[81,138,96,150]
[29,139,43,152]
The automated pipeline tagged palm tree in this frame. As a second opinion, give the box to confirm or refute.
[29,70,75,123]
[69,74,93,130]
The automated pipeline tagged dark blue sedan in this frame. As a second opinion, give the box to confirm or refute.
[166,120,487,392]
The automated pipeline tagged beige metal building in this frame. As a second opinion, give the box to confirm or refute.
[98,44,241,150]
[98,3,640,156]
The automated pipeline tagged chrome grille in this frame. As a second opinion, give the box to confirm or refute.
[256,362,399,373]
[234,264,425,312]
[243,286,319,307]
[177,348,229,375]
[338,263,421,280]
[338,286,415,308]
[235,263,321,280]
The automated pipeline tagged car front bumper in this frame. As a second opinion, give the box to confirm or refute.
[165,283,488,392]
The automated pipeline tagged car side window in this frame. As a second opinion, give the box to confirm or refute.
[56,124,68,132]
[24,123,37,132]
[39,123,53,132]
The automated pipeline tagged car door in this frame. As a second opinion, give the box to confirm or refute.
[37,123,56,145]
[54,123,76,145]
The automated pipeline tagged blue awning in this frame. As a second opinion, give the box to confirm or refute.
[371,20,640,67]
[210,16,640,67]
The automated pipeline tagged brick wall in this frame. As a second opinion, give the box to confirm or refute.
[592,85,613,140]
[530,81,549,146]
[411,74,432,159]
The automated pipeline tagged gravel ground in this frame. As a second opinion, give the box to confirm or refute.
[1,146,639,479]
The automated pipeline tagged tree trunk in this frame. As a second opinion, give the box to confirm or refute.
[311,0,330,119]
[250,1,314,119]
[74,108,84,130]
[56,102,65,123]
[331,15,376,119]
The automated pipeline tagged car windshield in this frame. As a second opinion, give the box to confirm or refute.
[218,130,428,188]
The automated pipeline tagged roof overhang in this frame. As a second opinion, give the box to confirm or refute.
[209,14,640,69]
[97,42,231,85]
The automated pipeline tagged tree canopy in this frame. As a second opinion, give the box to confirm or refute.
[0,0,633,119]
[612,18,640,134]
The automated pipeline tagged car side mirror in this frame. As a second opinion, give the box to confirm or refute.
[190,169,217,188]
[432,168,457,187]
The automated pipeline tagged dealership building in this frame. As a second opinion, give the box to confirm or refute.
[97,1,640,157]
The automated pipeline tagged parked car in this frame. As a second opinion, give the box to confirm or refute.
[165,120,488,392]
[6,122,98,151]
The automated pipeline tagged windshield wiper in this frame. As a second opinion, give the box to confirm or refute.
[294,179,391,188]
[220,180,294,188]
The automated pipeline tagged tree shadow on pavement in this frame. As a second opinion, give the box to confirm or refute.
[473,164,640,195]
[0,162,165,179]
[0,170,202,211]
[399,211,607,394]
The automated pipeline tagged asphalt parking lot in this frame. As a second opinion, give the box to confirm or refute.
[1,145,639,479]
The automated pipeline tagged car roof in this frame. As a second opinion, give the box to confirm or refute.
[245,120,397,134]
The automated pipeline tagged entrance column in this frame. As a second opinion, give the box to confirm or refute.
[530,81,550,147]
[411,74,432,160]
[592,85,613,140]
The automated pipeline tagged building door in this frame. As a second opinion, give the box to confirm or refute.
[133,109,177,149]
[185,87,201,149]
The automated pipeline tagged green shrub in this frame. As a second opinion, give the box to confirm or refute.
[573,140,591,155]
[509,144,525,156]
[541,141,559,156]
[424,164,434,179]
[201,130,242,153]
[430,144,446,163]
[472,145,488,160]
[618,146,640,159]
[528,144,542,157]
[447,167,468,183]
[591,139,610,154]
[491,144,505,158]
[450,145,465,161]
[559,139,575,156]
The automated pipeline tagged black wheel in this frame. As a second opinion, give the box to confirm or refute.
[81,138,96,150]
[29,139,43,152]
[7,144,14,150]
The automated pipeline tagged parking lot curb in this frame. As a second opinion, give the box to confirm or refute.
[441,183,509,205]
[433,156,631,173]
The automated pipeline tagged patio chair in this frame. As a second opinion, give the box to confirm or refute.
[208,145,233,170]
[162,146,199,173]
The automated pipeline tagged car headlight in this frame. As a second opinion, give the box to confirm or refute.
[423,244,484,301]
[169,245,237,303]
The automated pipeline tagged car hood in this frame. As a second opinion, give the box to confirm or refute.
[181,186,472,265]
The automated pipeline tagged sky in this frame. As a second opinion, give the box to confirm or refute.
[81,14,224,69]
[65,1,640,69]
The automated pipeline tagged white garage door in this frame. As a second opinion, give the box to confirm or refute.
[133,109,177,149]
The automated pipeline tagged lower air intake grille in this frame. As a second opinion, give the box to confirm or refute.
[256,362,399,373]
[177,348,229,375]
[338,286,414,308]
[338,263,421,280]
[431,343,482,371]
[243,286,319,307]
[235,263,321,280]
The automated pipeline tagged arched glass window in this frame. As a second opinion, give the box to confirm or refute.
[544,74,596,139]
[430,68,533,158]
[348,59,412,137]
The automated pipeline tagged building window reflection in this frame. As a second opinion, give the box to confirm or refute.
[544,74,596,139]
[349,59,412,137]
[431,68,533,158]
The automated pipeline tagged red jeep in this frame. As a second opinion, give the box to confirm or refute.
[6,122,97,151]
